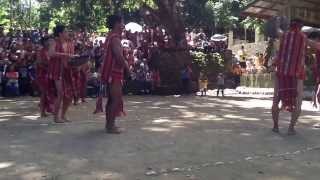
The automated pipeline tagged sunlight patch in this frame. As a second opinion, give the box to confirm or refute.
[153,118,171,124]
[240,133,252,136]
[0,162,14,169]
[224,114,259,121]
[0,118,9,122]
[46,131,61,134]
[180,111,196,118]
[199,115,220,121]
[170,105,188,109]
[0,111,16,115]
[142,127,171,132]
[23,115,40,121]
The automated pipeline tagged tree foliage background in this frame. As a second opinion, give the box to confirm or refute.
[0,0,261,34]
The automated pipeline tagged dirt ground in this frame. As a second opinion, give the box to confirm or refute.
[0,95,320,180]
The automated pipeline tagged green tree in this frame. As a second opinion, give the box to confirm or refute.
[0,0,10,27]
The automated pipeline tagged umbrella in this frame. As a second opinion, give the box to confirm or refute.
[210,34,228,42]
[125,22,143,33]
[95,37,106,43]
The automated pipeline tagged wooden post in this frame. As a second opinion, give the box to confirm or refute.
[228,30,234,48]
[244,27,247,42]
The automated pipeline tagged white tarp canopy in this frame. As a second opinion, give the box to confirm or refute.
[125,22,143,33]
[302,26,320,33]
[210,34,228,42]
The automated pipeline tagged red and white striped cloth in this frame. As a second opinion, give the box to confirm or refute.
[276,30,307,79]
[275,29,307,112]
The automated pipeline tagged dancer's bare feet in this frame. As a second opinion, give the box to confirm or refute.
[287,128,296,136]
[62,117,72,123]
[106,127,123,134]
[54,118,64,124]
[40,113,48,118]
[272,127,280,133]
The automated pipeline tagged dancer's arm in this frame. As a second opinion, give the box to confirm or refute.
[313,84,320,108]
[48,40,78,58]
[111,37,129,71]
[308,40,320,51]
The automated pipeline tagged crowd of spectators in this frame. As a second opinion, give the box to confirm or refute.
[185,28,228,53]
[0,26,97,97]
[0,24,229,98]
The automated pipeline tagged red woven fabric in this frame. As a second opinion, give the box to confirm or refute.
[36,49,53,113]
[277,30,307,79]
[277,75,298,112]
[96,32,125,117]
[48,39,64,81]
[61,41,75,99]
[276,29,307,112]
[100,33,124,83]
[71,68,80,98]
[48,40,73,99]
[36,49,49,87]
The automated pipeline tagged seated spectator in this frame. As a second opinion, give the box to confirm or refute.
[5,65,19,97]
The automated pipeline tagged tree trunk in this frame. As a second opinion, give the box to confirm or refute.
[141,0,195,94]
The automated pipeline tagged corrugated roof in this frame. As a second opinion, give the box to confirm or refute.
[242,0,320,27]
[241,0,285,19]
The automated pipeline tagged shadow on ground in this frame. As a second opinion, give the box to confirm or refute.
[0,96,319,180]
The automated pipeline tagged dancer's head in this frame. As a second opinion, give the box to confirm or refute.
[290,19,303,31]
[53,25,67,39]
[107,15,124,34]
[40,36,50,49]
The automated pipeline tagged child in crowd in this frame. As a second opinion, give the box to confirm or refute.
[199,72,208,96]
[216,73,225,97]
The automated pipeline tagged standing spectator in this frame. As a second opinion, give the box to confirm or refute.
[0,60,8,96]
[217,73,225,97]
[232,63,242,87]
[18,61,30,96]
[151,69,161,91]
[145,71,152,94]
[238,45,247,69]
[181,64,192,94]
[0,61,3,95]
[27,61,37,96]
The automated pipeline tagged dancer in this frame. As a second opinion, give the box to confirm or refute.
[71,66,80,105]
[272,19,307,135]
[48,25,76,123]
[36,37,52,117]
[100,15,129,134]
[311,35,320,108]
[79,62,90,103]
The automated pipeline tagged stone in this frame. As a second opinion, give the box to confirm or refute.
[215,162,225,166]
[145,170,158,176]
